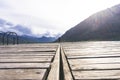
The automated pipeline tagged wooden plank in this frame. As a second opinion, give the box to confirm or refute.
[73,70,120,80]
[0,52,55,54]
[0,46,57,49]
[0,44,58,48]
[0,69,47,80]
[0,49,56,52]
[63,46,120,55]
[62,42,120,79]
[47,45,60,80]
[0,46,57,48]
[0,63,50,69]
[0,55,53,59]
[62,41,120,47]
[64,51,120,55]
[0,52,55,57]
[67,53,120,59]
[0,49,56,53]
[0,46,58,48]
[61,46,73,80]
[0,58,53,63]
[70,63,120,71]
[68,57,120,65]
[0,54,54,56]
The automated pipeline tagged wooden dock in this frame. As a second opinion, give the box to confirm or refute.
[0,43,59,80]
[0,41,120,80]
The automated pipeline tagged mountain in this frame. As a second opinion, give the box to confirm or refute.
[58,4,120,42]
[19,35,56,43]
[0,33,56,44]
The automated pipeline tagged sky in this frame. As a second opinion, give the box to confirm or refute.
[0,0,120,37]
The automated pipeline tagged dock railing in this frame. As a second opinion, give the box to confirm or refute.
[0,31,19,45]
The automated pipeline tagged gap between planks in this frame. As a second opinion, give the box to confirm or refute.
[47,45,74,80]
[47,44,60,80]
[61,45,74,80]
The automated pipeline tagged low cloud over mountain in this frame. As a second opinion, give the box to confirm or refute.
[0,18,60,42]
[0,18,61,38]
[12,25,32,35]
[0,18,32,35]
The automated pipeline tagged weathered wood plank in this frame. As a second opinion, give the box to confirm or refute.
[0,58,53,63]
[73,70,120,80]
[0,46,58,48]
[67,53,120,59]
[70,63,120,70]
[0,54,54,56]
[62,42,120,80]
[68,57,120,65]
[64,50,120,55]
[0,52,55,54]
[47,45,60,80]
[0,44,58,48]
[0,69,47,80]
[61,46,73,80]
[0,49,56,53]
[0,63,50,69]
[0,45,57,48]
[0,45,57,52]
[63,45,120,55]
[0,52,55,58]
[0,43,59,80]
[0,55,53,59]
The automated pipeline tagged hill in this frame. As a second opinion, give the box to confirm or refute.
[59,4,120,42]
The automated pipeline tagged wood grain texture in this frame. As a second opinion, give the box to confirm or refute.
[67,53,120,59]
[0,55,53,59]
[73,70,120,80]
[0,43,59,80]
[62,41,120,80]
[70,63,120,70]
[61,46,73,80]
[0,52,55,54]
[68,57,120,65]
[0,63,50,69]
[0,69,47,80]
[47,45,60,80]
[0,58,53,63]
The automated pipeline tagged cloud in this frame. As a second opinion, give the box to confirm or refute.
[0,18,59,37]
[0,0,9,8]
[12,24,32,35]
[0,12,62,37]
[0,18,32,35]
[0,0,120,37]
[6,22,14,26]
[0,18,6,26]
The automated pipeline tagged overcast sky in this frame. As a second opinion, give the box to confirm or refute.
[0,0,120,37]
